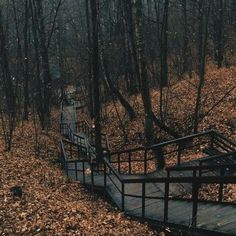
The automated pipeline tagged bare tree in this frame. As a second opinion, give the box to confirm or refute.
[193,0,211,133]
[0,7,17,151]
[90,0,102,163]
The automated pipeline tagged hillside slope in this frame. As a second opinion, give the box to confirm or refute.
[100,65,236,150]
[0,120,155,236]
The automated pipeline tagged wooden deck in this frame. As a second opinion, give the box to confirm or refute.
[67,166,236,236]
[60,101,236,236]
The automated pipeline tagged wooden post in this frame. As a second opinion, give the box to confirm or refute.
[91,163,94,188]
[164,171,170,223]
[219,168,224,202]
[128,152,131,174]
[192,181,199,229]
[82,161,85,184]
[70,142,72,159]
[199,161,203,177]
[210,132,215,149]
[142,183,146,218]
[75,162,78,181]
[177,142,181,165]
[144,149,147,175]
[122,182,125,211]
[118,153,121,173]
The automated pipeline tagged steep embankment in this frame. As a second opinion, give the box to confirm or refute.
[0,117,155,235]
[101,64,236,150]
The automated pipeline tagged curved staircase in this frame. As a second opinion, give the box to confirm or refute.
[59,99,236,236]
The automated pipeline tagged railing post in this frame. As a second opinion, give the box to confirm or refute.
[177,141,181,165]
[70,142,72,159]
[104,161,107,189]
[219,169,225,202]
[91,163,94,188]
[118,154,121,174]
[128,152,131,174]
[65,161,69,177]
[210,131,215,149]
[82,161,85,184]
[164,171,170,223]
[77,146,80,159]
[199,161,203,177]
[142,183,146,219]
[75,162,78,181]
[192,181,199,229]
[144,150,147,175]
[122,182,125,212]
[60,142,63,168]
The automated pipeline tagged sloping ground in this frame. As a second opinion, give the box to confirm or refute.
[100,64,236,150]
[97,64,236,201]
[0,119,155,235]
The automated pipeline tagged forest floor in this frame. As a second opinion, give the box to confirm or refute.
[79,63,236,202]
[1,64,236,236]
[97,63,236,151]
[0,114,157,235]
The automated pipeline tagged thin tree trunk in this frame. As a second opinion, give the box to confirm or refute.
[100,54,136,120]
[160,0,169,88]
[193,0,211,133]
[135,0,154,145]
[29,0,44,128]
[0,8,16,151]
[85,0,94,118]
[23,0,30,120]
[90,0,102,163]
[213,0,224,68]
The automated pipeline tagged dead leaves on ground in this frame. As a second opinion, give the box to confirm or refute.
[0,115,155,235]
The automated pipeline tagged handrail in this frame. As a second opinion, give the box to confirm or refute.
[60,139,68,161]
[110,130,214,156]
[60,108,236,233]
[61,132,236,232]
[103,155,236,185]
[212,130,236,147]
[104,157,124,182]
[60,100,100,163]
[76,120,110,150]
[121,174,236,184]
[200,150,236,164]
[166,162,236,172]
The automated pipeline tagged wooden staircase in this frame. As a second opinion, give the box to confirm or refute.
[59,100,236,236]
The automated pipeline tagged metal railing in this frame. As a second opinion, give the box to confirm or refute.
[107,130,236,175]
[60,133,236,233]
[103,156,236,228]
[75,120,110,150]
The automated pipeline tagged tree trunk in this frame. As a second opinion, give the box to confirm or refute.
[135,0,154,145]
[85,0,94,118]
[0,8,16,151]
[100,54,136,120]
[90,0,102,163]
[23,0,30,120]
[193,0,211,133]
[160,0,169,88]
[34,0,52,129]
[213,0,224,68]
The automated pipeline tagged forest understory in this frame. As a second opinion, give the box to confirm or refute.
[0,112,157,236]
[99,63,236,151]
[1,63,236,236]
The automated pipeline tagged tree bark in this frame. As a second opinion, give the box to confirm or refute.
[100,54,136,120]
[135,0,154,145]
[90,0,102,163]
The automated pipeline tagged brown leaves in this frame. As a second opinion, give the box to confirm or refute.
[0,113,155,236]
